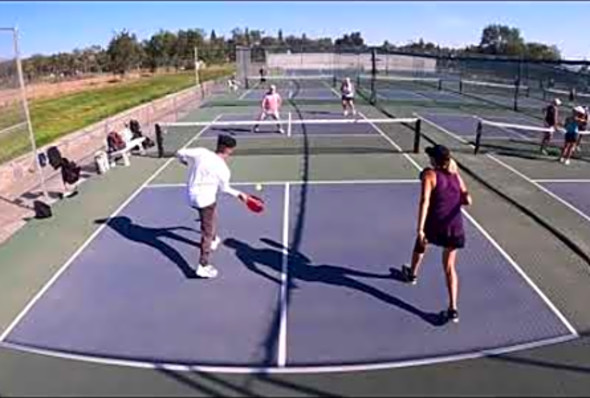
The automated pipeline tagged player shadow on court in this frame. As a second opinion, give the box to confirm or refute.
[95,216,200,279]
[224,237,447,326]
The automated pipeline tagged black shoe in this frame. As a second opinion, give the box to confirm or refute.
[401,265,417,285]
[446,308,459,323]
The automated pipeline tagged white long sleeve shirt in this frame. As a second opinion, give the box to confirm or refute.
[176,147,240,208]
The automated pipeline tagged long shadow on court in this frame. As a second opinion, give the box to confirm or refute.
[95,216,199,278]
[225,237,446,327]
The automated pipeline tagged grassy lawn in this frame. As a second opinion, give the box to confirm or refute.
[0,65,233,163]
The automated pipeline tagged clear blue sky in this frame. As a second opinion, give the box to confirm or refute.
[0,1,588,59]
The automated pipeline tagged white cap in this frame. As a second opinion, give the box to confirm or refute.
[553,98,562,106]
[574,105,585,114]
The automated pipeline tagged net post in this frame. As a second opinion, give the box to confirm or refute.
[414,118,421,154]
[474,120,482,155]
[370,48,377,105]
[459,79,463,93]
[155,124,164,158]
[513,82,519,112]
[438,79,442,91]
[287,112,292,137]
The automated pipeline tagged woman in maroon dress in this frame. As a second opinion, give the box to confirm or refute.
[402,145,472,323]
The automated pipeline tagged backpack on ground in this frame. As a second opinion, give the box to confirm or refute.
[107,131,126,152]
[129,119,142,139]
[60,157,81,185]
[47,146,63,170]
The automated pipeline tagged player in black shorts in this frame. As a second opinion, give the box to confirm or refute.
[541,98,561,155]
[340,77,356,116]
[259,67,266,83]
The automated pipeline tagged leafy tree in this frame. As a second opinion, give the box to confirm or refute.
[478,24,525,56]
[107,30,143,75]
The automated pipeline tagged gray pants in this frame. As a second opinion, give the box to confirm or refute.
[196,203,217,266]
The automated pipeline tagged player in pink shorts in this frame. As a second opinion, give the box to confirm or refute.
[253,85,284,134]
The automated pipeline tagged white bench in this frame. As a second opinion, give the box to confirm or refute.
[107,128,146,166]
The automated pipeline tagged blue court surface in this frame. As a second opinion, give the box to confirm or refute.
[536,180,590,224]
[2,181,573,370]
[199,113,383,137]
[420,112,551,141]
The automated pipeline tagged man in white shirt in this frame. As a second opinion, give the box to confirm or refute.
[176,134,249,279]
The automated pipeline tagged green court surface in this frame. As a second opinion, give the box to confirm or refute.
[1,81,590,396]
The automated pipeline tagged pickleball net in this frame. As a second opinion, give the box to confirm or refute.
[474,118,590,159]
[154,115,422,157]
[460,79,530,98]
[358,74,443,93]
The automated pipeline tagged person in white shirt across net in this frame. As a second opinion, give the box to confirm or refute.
[341,77,356,117]
[176,135,250,279]
[227,75,240,92]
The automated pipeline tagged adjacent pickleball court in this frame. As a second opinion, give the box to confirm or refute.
[1,180,574,371]
[535,180,590,225]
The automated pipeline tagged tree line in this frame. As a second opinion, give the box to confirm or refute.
[0,24,566,84]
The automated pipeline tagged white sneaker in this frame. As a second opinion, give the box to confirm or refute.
[559,157,564,163]
[343,110,348,116]
[278,128,285,134]
[565,159,571,165]
[195,264,219,279]
[211,236,221,251]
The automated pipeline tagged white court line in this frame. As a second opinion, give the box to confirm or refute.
[145,179,421,189]
[461,210,577,336]
[0,115,223,343]
[1,112,578,371]
[277,182,290,367]
[418,114,471,145]
[0,333,576,374]
[359,111,423,171]
[386,113,579,338]
[534,179,590,184]
[324,80,341,99]
[487,155,590,226]
[238,85,254,100]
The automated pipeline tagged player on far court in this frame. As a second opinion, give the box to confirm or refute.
[541,98,561,155]
[559,107,584,165]
[176,135,251,279]
[227,75,240,92]
[259,67,267,83]
[253,85,284,134]
[341,77,356,116]
[575,106,588,153]
[401,145,472,323]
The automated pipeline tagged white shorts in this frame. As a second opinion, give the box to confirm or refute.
[260,110,280,119]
